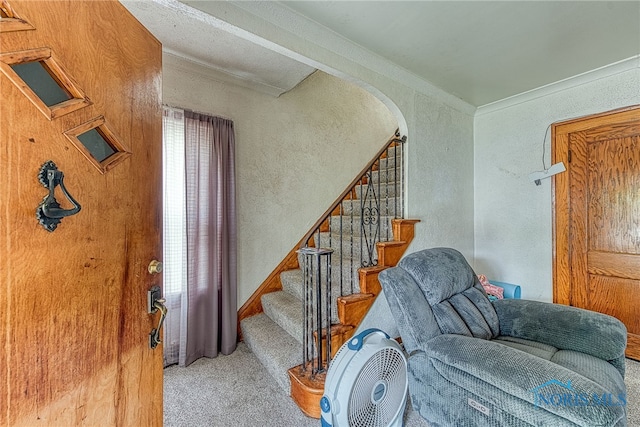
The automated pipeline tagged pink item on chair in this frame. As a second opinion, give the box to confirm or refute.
[478,274,504,299]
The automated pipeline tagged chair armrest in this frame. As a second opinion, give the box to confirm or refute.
[493,299,627,364]
[411,335,626,426]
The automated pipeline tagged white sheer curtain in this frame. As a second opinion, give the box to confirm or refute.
[162,106,237,367]
[162,107,187,367]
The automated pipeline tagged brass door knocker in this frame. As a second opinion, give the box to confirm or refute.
[36,160,81,232]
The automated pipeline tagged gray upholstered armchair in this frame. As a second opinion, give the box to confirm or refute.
[379,248,627,427]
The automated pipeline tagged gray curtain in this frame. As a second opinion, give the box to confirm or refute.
[163,107,237,367]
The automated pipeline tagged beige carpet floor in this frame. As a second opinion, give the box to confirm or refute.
[164,342,639,426]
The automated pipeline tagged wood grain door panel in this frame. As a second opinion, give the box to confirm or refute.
[554,105,640,361]
[588,251,640,279]
[586,133,640,255]
[0,1,163,425]
[586,275,640,334]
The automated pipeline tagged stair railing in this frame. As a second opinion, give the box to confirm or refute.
[299,131,405,376]
[297,247,333,379]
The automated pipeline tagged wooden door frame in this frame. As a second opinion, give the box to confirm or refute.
[552,104,640,305]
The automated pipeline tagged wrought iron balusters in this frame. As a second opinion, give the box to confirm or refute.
[298,133,406,373]
[298,247,333,377]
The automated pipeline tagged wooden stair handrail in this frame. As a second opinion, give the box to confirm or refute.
[238,130,404,328]
[299,130,405,249]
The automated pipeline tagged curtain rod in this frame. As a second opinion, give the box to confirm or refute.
[162,104,234,123]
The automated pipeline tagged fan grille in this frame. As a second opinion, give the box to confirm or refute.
[347,347,407,427]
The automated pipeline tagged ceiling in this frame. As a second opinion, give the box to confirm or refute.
[122,0,640,106]
[120,0,316,97]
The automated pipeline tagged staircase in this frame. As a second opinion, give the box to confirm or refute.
[238,133,419,418]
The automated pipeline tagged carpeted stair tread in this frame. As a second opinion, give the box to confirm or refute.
[368,168,401,184]
[279,268,359,324]
[355,182,399,199]
[240,313,301,393]
[321,229,395,241]
[339,197,401,216]
[280,269,305,301]
[281,268,362,306]
[301,238,381,268]
[329,216,393,240]
[292,256,361,297]
[378,154,402,170]
[261,291,303,344]
[312,231,394,254]
[375,145,402,163]
[383,144,402,157]
[306,218,396,270]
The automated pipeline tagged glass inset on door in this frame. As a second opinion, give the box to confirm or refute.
[64,116,131,174]
[0,47,91,119]
[76,127,117,163]
[11,61,71,106]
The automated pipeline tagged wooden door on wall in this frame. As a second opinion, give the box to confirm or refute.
[553,105,640,361]
[0,1,163,425]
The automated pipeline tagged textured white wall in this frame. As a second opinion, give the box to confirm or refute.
[163,55,398,307]
[474,68,640,301]
[407,93,475,259]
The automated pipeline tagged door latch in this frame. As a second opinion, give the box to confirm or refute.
[148,285,167,349]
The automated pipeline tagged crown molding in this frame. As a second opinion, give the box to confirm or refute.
[476,55,640,116]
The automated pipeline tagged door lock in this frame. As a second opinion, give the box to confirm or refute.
[148,260,163,274]
[148,285,167,349]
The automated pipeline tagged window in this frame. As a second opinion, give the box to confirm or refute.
[161,105,237,366]
[162,106,186,365]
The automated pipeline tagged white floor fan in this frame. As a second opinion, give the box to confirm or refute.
[320,328,408,427]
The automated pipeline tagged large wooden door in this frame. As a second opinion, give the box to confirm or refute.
[554,106,640,360]
[0,1,163,425]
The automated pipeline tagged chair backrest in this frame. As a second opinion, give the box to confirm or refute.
[380,248,500,353]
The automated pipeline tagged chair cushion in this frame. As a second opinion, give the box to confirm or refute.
[491,339,626,400]
[551,350,627,400]
[399,247,476,304]
[379,266,442,354]
[399,248,500,339]
[493,336,558,360]
[493,299,627,377]
[432,286,500,339]
[421,334,627,426]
